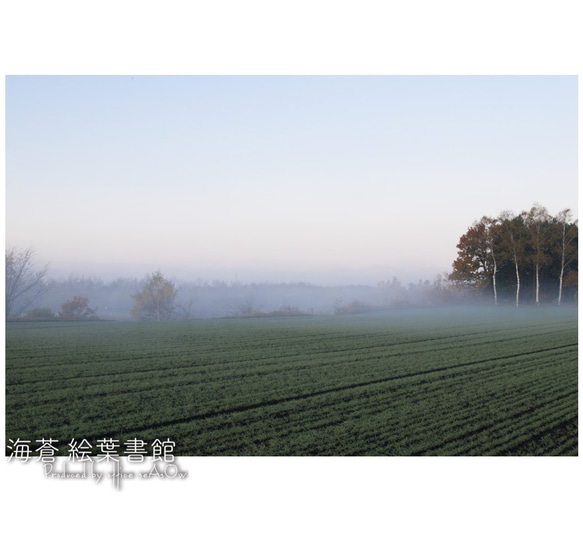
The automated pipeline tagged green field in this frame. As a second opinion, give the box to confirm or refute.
[5,306,578,456]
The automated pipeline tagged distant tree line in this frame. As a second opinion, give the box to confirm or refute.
[5,206,577,322]
[449,205,578,306]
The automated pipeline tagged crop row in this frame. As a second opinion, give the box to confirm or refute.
[167,349,576,455]
[5,308,578,455]
[6,319,574,398]
[6,336,573,422]
[10,343,574,455]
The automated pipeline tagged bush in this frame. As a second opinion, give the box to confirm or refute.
[266,306,306,317]
[59,296,98,320]
[333,300,376,315]
[24,307,56,320]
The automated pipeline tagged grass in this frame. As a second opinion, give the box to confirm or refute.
[5,305,578,456]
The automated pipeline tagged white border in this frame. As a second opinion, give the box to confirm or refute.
[1,2,581,533]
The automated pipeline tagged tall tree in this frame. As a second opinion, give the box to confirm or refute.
[481,216,501,306]
[499,212,526,307]
[523,204,552,305]
[555,209,578,305]
[131,270,177,321]
[5,247,49,318]
[449,219,498,302]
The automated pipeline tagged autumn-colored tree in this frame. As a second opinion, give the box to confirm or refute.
[131,270,177,321]
[450,205,578,306]
[449,219,494,297]
[59,296,98,320]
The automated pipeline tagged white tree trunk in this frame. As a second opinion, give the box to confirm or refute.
[514,255,520,308]
[558,221,567,306]
[535,264,540,305]
[492,253,498,306]
[558,255,565,306]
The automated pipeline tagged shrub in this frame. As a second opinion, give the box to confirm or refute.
[333,300,376,315]
[59,296,98,320]
[24,307,56,320]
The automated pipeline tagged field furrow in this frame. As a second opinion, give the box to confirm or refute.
[5,306,577,456]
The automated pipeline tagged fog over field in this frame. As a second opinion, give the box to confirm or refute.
[6,305,578,456]
[5,76,577,293]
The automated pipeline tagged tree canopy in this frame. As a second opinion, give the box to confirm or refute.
[131,270,177,321]
[449,205,578,306]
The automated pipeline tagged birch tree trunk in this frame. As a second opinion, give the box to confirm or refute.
[556,209,577,306]
[514,252,520,307]
[535,264,540,305]
[558,259,565,306]
[491,250,498,306]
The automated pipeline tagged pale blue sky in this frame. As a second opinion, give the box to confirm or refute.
[5,75,578,284]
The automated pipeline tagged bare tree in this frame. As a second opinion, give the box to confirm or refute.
[5,247,49,318]
[227,295,261,317]
[175,298,195,320]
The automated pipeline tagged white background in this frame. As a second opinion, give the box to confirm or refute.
[1,1,581,533]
